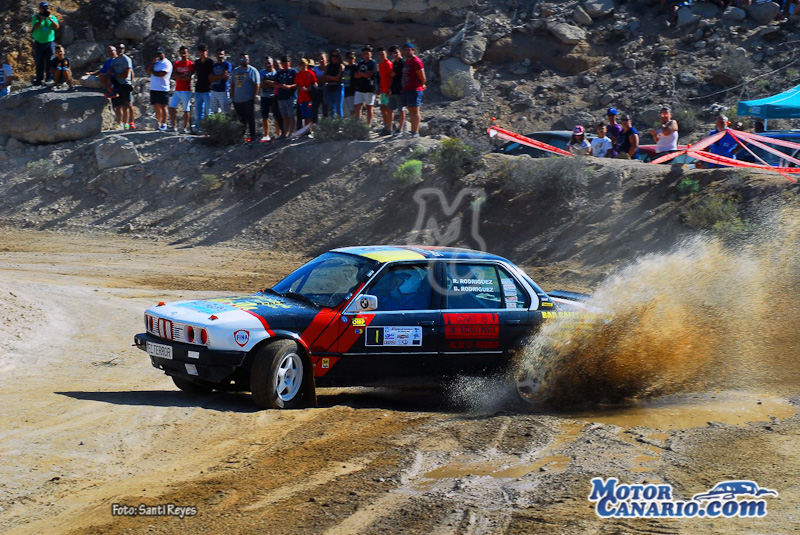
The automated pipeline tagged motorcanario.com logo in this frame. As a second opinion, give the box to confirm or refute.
[589,478,778,518]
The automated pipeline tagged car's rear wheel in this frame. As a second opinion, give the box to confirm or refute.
[251,340,308,409]
[172,375,214,394]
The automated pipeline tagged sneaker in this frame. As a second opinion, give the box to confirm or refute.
[379,127,391,136]
[260,136,271,143]
[159,124,168,131]
[128,123,136,130]
[245,137,252,143]
[118,123,125,131]
[409,131,420,138]
[276,134,287,142]
[32,80,43,86]
[306,132,314,139]
[123,123,130,130]
[170,125,178,133]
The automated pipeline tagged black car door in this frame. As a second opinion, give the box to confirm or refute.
[438,261,533,375]
[334,262,441,380]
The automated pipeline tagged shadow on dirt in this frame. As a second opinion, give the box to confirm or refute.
[55,390,262,413]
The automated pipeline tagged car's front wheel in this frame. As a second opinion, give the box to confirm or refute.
[250,340,308,409]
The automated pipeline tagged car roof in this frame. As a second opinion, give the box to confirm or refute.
[758,130,800,137]
[333,245,510,263]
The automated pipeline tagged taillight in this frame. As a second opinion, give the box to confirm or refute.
[200,329,208,344]
[187,326,195,342]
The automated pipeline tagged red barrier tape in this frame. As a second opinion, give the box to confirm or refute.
[487,126,574,157]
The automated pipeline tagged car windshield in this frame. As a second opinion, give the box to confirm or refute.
[272,252,378,308]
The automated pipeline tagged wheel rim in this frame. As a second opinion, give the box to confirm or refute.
[274,352,303,402]
[515,369,539,405]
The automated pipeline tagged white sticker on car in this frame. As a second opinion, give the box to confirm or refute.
[365,326,423,346]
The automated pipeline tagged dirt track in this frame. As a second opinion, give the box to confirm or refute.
[1,229,799,535]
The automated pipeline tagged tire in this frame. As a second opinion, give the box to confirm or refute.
[250,340,308,409]
[172,375,214,394]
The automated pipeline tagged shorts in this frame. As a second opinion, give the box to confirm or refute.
[299,101,312,119]
[209,90,230,113]
[169,91,192,111]
[278,98,296,118]
[111,84,132,107]
[379,93,390,107]
[388,94,404,111]
[344,95,355,113]
[354,91,376,106]
[150,90,169,106]
[402,89,423,108]
[261,97,275,119]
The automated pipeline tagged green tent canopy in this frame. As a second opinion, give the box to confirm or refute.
[738,84,800,122]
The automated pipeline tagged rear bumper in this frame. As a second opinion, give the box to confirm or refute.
[134,332,248,385]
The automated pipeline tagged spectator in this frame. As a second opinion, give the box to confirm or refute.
[295,58,318,137]
[275,55,298,140]
[706,115,739,167]
[31,1,59,85]
[401,42,426,138]
[591,123,614,158]
[88,45,118,98]
[312,52,328,121]
[259,56,279,142]
[651,106,679,154]
[567,125,591,155]
[110,42,134,130]
[343,51,357,116]
[193,44,214,133]
[353,45,377,126]
[208,48,232,115]
[323,48,345,118]
[376,47,393,136]
[230,52,260,142]
[50,44,72,90]
[169,46,194,133]
[388,45,405,135]
[145,46,172,131]
[617,115,640,159]
[0,53,11,97]
[605,108,622,157]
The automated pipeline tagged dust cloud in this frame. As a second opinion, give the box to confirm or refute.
[519,203,800,407]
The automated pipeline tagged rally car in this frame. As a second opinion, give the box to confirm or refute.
[134,246,587,409]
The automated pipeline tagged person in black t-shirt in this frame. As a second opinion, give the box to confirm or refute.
[388,45,405,135]
[51,44,72,90]
[274,55,298,139]
[342,51,357,117]
[353,45,376,126]
[193,44,214,132]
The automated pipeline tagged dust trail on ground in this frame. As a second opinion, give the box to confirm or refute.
[519,203,800,407]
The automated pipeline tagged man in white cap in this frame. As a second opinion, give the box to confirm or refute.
[706,115,739,168]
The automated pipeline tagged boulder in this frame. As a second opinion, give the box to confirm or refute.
[690,1,721,17]
[573,5,594,25]
[678,71,699,84]
[676,7,701,27]
[68,40,104,71]
[638,108,663,127]
[439,57,480,100]
[115,6,156,41]
[79,75,104,89]
[547,22,586,44]
[746,1,780,24]
[60,25,75,46]
[566,110,597,130]
[460,33,487,65]
[583,0,615,18]
[95,135,142,170]
[722,6,747,20]
[0,90,107,144]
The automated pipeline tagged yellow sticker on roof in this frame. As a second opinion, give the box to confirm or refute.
[360,249,427,262]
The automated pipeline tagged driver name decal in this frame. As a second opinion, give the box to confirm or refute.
[443,313,499,339]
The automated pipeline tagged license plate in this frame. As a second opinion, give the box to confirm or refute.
[146,341,173,360]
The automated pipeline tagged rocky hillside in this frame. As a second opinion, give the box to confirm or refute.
[2,0,799,140]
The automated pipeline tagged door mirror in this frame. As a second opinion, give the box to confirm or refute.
[347,294,378,313]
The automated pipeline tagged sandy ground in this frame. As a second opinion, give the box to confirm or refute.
[1,229,799,535]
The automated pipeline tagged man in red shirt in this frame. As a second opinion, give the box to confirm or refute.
[376,47,393,136]
[401,42,426,138]
[295,58,318,137]
[169,46,195,133]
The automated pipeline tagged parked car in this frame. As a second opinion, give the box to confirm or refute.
[638,144,694,166]
[739,129,800,167]
[134,246,587,409]
[493,130,596,158]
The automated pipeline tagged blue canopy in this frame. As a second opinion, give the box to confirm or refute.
[737,84,800,120]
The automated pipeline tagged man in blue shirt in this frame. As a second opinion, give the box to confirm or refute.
[707,115,739,168]
[208,48,232,115]
[230,52,260,142]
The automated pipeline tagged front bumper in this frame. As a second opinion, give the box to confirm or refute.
[134,332,249,385]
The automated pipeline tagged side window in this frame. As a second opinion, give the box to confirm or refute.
[444,263,502,310]
[497,266,530,309]
[367,264,433,311]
